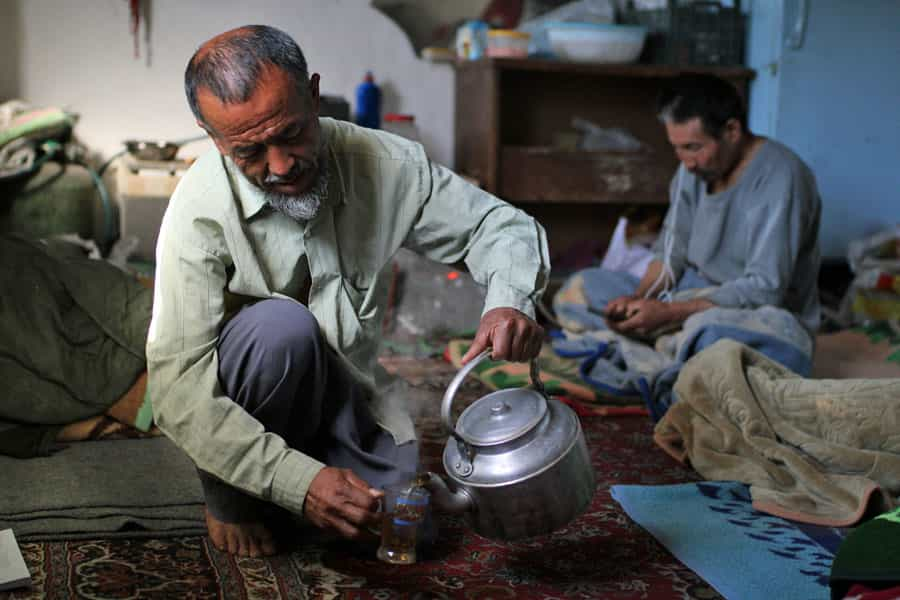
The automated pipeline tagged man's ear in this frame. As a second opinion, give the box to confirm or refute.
[723,118,742,143]
[308,73,321,115]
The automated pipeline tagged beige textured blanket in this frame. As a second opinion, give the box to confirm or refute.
[655,339,900,526]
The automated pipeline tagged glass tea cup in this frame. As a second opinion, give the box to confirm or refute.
[376,482,430,565]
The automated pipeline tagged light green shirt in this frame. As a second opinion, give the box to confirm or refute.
[146,118,550,516]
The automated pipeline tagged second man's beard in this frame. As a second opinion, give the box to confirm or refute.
[264,157,329,222]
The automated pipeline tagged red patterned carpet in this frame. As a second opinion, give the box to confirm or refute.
[2,357,719,599]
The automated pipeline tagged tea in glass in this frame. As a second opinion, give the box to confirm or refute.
[376,483,430,565]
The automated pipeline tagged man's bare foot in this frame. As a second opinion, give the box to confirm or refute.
[204,507,278,557]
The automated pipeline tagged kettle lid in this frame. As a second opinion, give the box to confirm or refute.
[456,388,547,446]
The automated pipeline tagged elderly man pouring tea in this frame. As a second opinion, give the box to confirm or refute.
[146,24,549,557]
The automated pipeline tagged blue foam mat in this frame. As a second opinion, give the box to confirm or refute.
[611,481,845,600]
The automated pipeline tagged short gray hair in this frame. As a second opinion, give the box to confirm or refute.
[185,25,309,125]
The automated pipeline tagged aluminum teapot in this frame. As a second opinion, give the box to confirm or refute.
[428,350,596,540]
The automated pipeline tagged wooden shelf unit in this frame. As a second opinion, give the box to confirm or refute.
[454,58,755,255]
[499,146,674,205]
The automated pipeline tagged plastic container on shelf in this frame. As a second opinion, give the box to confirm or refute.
[382,113,419,142]
[545,22,647,64]
[486,30,531,58]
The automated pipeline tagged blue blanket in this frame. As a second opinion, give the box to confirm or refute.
[552,270,813,420]
[612,481,845,600]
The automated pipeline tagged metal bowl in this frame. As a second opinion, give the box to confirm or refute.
[124,139,180,161]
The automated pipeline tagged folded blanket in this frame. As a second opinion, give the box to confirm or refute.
[655,339,900,526]
[0,437,205,541]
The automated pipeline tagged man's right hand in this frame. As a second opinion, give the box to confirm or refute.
[304,467,383,540]
[604,295,637,322]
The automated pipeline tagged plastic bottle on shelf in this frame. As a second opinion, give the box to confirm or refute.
[354,71,382,129]
[382,113,419,143]
[455,20,488,60]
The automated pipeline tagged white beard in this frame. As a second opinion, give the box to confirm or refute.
[264,158,329,222]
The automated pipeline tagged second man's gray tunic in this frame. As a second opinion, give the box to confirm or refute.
[652,139,822,333]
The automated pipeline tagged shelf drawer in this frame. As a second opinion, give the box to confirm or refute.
[499,146,674,204]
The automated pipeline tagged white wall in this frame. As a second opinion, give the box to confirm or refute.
[0,2,21,100]
[2,0,457,167]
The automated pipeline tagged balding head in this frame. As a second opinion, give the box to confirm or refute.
[185,25,309,127]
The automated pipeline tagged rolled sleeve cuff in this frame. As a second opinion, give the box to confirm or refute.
[270,450,326,515]
[704,285,745,308]
[483,286,536,320]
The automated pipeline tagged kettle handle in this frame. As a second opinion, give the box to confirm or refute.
[441,348,547,438]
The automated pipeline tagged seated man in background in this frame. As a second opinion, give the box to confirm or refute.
[148,25,548,557]
[553,74,822,416]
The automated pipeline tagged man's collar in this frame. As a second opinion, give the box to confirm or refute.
[224,157,268,220]
[325,136,348,207]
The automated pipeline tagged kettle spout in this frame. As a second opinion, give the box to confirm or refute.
[426,472,472,515]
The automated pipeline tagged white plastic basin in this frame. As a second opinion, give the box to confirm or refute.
[546,22,647,64]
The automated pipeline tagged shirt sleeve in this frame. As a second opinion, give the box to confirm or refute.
[401,160,551,319]
[705,163,816,309]
[652,166,696,282]
[146,192,324,518]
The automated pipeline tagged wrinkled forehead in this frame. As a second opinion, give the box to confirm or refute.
[198,68,312,141]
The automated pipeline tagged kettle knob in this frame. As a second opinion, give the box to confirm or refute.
[490,402,510,416]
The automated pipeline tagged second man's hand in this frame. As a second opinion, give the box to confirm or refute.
[461,307,544,364]
[606,298,673,336]
[604,294,638,322]
[304,467,383,540]
[606,296,715,337]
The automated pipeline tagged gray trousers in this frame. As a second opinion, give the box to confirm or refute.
[199,299,417,523]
